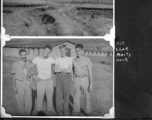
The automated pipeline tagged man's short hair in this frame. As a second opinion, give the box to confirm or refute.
[44,45,52,51]
[59,44,67,50]
[19,49,27,55]
[75,44,84,50]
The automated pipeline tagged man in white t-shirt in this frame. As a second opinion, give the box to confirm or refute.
[31,45,56,116]
[54,44,73,116]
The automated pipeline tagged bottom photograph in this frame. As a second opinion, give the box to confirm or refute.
[2,38,113,117]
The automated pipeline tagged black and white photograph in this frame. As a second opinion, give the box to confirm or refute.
[2,0,152,119]
[3,0,113,36]
[2,38,113,117]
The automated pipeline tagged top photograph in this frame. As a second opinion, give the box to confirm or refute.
[3,0,113,36]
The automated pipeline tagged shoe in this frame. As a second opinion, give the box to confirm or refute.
[45,111,57,116]
[51,111,57,116]
[86,112,91,116]
[71,112,81,116]
[37,111,46,116]
[57,111,64,116]
[63,112,70,116]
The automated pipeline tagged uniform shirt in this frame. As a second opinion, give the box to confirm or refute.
[11,60,32,81]
[32,56,55,80]
[55,57,73,69]
[73,56,92,77]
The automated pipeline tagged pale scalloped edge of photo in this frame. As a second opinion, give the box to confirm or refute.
[1,26,12,47]
[102,106,115,118]
[102,26,115,119]
[0,106,13,118]
[103,26,115,48]
[1,26,115,48]
[1,27,13,118]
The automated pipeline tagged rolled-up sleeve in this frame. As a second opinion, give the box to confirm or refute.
[87,58,92,68]
[32,57,37,65]
[55,58,59,66]
[11,63,16,75]
[32,64,38,76]
[32,57,37,76]
[29,63,34,76]
[70,57,73,66]
[51,58,56,65]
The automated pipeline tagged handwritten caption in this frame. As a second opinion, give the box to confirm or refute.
[116,41,131,62]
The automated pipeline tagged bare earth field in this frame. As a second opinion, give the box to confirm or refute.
[3,2,113,36]
[2,55,113,116]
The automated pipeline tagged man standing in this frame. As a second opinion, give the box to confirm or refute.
[54,45,73,116]
[11,49,34,116]
[31,45,56,116]
[72,44,93,116]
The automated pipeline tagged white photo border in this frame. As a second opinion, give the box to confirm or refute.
[1,0,115,118]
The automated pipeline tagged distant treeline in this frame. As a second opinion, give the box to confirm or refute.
[50,0,113,4]
[3,3,46,7]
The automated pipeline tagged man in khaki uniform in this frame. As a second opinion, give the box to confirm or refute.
[72,44,93,116]
[11,49,34,116]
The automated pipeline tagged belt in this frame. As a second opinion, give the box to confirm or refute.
[15,79,30,85]
[15,79,30,83]
[75,75,88,78]
[38,77,53,81]
[15,79,23,82]
[58,72,70,75]
[37,78,53,84]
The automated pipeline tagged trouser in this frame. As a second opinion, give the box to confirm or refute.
[56,73,71,115]
[15,80,32,116]
[37,78,55,112]
[73,77,91,114]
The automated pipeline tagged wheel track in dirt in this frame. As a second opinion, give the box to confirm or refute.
[3,5,112,36]
[46,9,90,36]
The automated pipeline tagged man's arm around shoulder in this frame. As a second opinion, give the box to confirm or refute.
[87,58,93,92]
[12,62,17,93]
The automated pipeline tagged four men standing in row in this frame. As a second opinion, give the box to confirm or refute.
[12,44,93,116]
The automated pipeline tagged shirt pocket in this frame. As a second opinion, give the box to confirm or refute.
[16,66,23,78]
[82,60,88,68]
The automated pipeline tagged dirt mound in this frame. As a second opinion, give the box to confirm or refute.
[4,10,47,36]
[65,7,113,36]
[40,14,56,24]
[3,5,113,36]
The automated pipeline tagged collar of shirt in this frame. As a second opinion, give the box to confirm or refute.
[19,60,28,68]
[39,55,47,60]
[61,56,68,58]
[75,56,85,62]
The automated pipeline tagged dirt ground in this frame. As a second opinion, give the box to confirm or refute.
[3,2,113,36]
[2,55,113,116]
